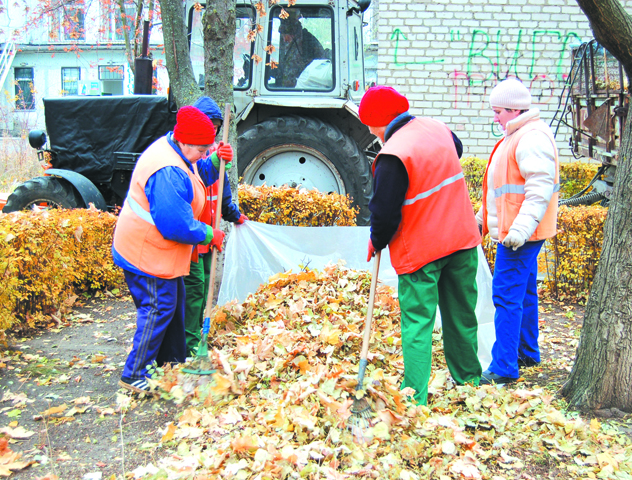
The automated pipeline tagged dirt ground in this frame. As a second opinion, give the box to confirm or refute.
[0,292,626,479]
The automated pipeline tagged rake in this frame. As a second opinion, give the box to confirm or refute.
[182,103,232,376]
[348,250,381,439]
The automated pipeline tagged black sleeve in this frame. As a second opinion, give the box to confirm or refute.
[452,131,463,159]
[369,154,408,251]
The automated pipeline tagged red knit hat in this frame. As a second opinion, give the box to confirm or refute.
[359,86,409,127]
[173,106,216,145]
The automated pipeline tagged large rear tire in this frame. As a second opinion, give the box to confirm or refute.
[237,115,372,225]
[2,176,82,213]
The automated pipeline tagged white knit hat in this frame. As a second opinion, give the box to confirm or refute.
[489,78,531,110]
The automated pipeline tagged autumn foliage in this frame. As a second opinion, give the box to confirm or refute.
[238,184,358,226]
[543,205,608,300]
[0,169,607,343]
[0,207,123,344]
[146,263,632,479]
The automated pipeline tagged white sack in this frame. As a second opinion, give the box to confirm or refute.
[218,221,495,370]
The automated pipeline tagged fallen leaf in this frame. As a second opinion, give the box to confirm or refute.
[40,404,67,417]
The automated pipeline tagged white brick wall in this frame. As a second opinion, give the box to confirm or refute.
[375,0,632,161]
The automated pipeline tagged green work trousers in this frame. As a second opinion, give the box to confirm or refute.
[398,247,481,405]
[183,254,213,356]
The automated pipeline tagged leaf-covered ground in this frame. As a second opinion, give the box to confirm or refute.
[1,264,631,480]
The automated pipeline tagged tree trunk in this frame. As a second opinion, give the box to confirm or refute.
[202,0,237,304]
[562,0,632,411]
[561,112,632,411]
[159,0,200,107]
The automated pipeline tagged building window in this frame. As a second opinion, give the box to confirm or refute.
[115,4,136,41]
[63,4,85,40]
[61,67,81,96]
[14,67,35,110]
[99,65,124,80]
[49,11,61,40]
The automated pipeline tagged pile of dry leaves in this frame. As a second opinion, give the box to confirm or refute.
[138,263,631,480]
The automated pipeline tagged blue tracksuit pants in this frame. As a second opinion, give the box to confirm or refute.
[121,270,187,382]
[488,240,544,379]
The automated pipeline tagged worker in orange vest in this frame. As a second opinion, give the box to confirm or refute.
[112,106,224,394]
[183,96,248,356]
[360,86,482,405]
[477,78,559,385]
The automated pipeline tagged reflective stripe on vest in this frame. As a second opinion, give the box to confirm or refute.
[403,172,464,206]
[375,117,481,274]
[126,195,155,225]
[493,182,560,198]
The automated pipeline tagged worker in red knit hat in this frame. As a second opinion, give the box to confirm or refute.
[359,85,482,405]
[112,105,225,394]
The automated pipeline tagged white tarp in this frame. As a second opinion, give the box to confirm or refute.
[218,221,495,370]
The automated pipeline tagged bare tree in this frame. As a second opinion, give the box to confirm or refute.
[159,0,200,106]
[561,0,632,412]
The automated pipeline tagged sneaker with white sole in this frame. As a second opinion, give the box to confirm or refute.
[118,378,156,395]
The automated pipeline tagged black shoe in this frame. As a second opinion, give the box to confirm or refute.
[518,357,540,368]
[480,370,518,386]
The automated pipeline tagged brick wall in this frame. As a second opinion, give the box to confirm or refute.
[375,0,632,161]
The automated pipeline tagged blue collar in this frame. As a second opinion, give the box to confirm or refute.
[384,112,415,142]
[166,133,194,172]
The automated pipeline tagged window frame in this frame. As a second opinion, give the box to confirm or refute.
[61,67,81,96]
[99,65,124,80]
[264,5,335,92]
[14,67,35,111]
[62,4,86,41]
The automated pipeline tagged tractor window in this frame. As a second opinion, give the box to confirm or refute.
[265,6,334,91]
[188,5,255,90]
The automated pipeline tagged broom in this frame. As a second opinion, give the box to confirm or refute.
[182,103,232,375]
[348,250,381,438]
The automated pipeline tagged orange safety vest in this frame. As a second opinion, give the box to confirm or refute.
[481,120,559,242]
[191,171,221,257]
[375,118,481,275]
[113,137,206,279]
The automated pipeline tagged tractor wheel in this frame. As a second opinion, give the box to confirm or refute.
[237,115,372,225]
[2,176,82,213]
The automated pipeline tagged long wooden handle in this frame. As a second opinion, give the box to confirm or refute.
[360,251,381,361]
[204,103,232,317]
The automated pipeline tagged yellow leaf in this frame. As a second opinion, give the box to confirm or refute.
[40,404,67,417]
[161,423,176,442]
[211,373,233,396]
[231,435,258,453]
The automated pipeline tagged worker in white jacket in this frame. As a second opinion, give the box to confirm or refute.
[476,78,559,385]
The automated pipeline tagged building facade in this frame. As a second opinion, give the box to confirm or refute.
[374,0,632,160]
[0,0,168,134]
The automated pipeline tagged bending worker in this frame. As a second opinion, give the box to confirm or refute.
[112,106,224,394]
[360,85,482,405]
[477,78,559,385]
[184,96,247,357]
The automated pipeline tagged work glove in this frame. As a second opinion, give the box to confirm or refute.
[367,238,377,262]
[210,228,226,252]
[201,225,214,246]
[502,229,528,251]
[236,213,248,225]
[210,142,233,171]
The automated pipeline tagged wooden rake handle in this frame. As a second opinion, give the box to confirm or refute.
[360,251,381,362]
[204,103,232,319]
